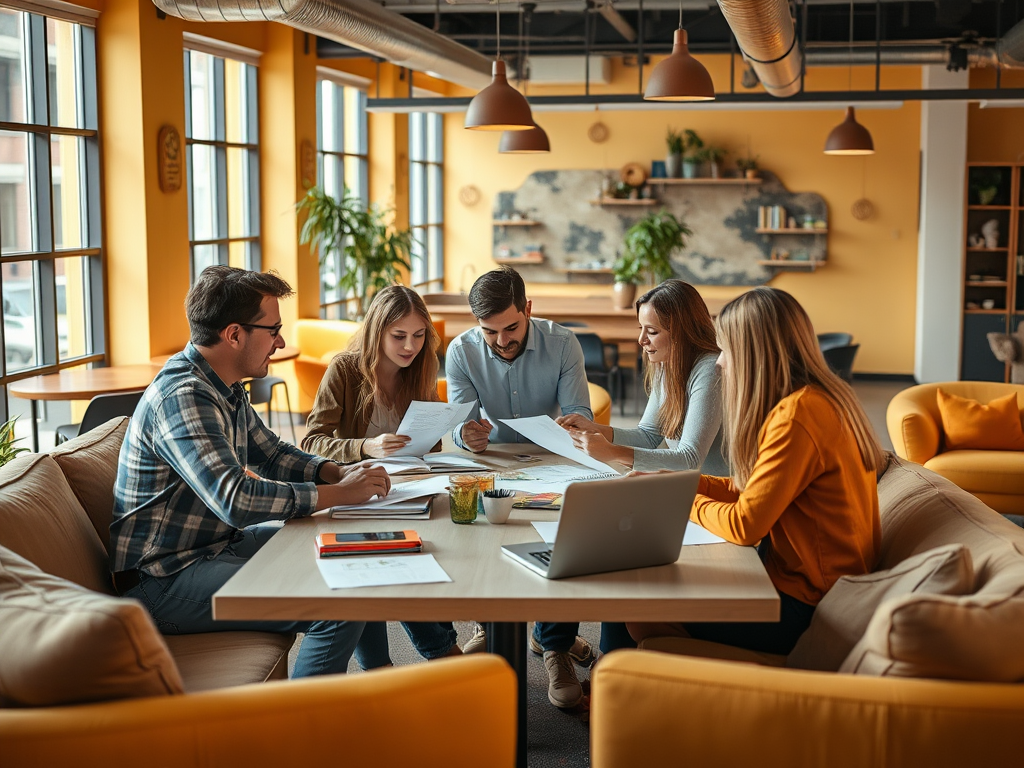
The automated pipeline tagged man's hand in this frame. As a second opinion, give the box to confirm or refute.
[334,463,391,504]
[362,433,412,458]
[460,419,493,453]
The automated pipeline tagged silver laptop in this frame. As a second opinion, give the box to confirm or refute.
[501,471,700,579]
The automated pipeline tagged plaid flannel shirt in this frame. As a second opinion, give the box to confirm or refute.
[110,343,331,577]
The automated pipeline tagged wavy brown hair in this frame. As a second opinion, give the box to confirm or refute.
[636,279,720,439]
[353,285,439,419]
[716,287,884,488]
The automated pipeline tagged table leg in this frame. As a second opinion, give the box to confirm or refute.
[29,400,38,453]
[486,621,527,768]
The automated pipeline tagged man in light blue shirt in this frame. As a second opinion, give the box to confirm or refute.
[445,266,595,709]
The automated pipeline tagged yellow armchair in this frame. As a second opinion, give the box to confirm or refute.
[886,381,1024,514]
[589,382,612,426]
[293,319,361,413]
[1,655,516,768]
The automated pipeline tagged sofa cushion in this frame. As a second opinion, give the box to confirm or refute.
[0,453,112,595]
[164,632,293,692]
[923,449,1024,496]
[787,544,973,672]
[936,389,1024,451]
[49,416,128,552]
[0,545,184,707]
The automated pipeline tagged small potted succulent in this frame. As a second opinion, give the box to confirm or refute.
[681,129,704,179]
[665,128,684,179]
[736,155,760,180]
[702,146,729,179]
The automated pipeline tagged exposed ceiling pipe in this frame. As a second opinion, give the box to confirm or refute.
[970,17,1024,69]
[595,1,636,43]
[716,0,802,97]
[152,0,492,90]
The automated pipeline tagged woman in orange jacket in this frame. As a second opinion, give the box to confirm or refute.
[628,287,885,655]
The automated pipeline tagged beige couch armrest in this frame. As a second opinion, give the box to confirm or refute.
[1,655,516,768]
[592,650,1024,768]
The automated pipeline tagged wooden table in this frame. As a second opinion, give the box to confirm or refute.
[9,364,162,452]
[213,443,778,766]
[151,345,301,366]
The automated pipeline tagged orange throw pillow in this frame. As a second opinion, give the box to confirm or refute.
[936,389,1024,451]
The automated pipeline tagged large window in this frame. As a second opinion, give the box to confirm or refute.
[409,112,443,289]
[316,73,367,319]
[0,7,103,420]
[184,47,259,281]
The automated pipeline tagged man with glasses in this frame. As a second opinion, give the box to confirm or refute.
[110,266,390,677]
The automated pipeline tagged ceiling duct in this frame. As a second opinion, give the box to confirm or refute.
[152,0,492,90]
[971,18,1024,69]
[715,0,802,98]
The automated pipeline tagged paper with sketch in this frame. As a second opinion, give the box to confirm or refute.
[497,464,617,495]
[532,520,726,547]
[329,475,450,512]
[316,553,452,589]
[392,400,476,457]
[498,415,616,473]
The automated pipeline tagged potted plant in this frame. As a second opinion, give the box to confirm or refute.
[703,146,728,179]
[736,155,760,180]
[297,185,415,318]
[611,210,692,309]
[681,129,704,179]
[665,128,684,179]
[0,416,28,467]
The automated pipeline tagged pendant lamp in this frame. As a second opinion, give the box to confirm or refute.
[465,3,534,131]
[644,28,714,101]
[499,5,550,152]
[823,107,874,155]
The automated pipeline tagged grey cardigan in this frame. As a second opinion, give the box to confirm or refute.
[612,352,729,476]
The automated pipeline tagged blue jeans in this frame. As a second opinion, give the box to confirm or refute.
[532,621,580,653]
[355,621,459,669]
[122,525,372,678]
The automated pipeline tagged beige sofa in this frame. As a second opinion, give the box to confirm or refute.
[0,417,517,767]
[591,455,1024,767]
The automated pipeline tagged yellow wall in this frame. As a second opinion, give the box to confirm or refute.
[967,69,1024,163]
[445,58,922,375]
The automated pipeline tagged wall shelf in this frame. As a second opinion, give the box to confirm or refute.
[966,247,1008,252]
[556,267,614,274]
[493,220,539,227]
[757,260,826,271]
[589,197,659,206]
[964,308,1008,314]
[966,281,1009,287]
[494,257,544,265]
[756,228,828,235]
[648,177,763,186]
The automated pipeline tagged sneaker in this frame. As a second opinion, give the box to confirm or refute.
[529,633,596,667]
[462,624,487,654]
[543,651,583,709]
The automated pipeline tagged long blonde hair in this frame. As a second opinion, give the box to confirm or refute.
[354,285,439,419]
[637,279,719,439]
[716,287,884,488]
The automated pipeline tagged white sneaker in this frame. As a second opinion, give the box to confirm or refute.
[462,624,487,654]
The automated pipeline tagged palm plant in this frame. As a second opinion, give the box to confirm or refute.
[0,416,28,467]
[297,186,415,318]
[615,210,692,285]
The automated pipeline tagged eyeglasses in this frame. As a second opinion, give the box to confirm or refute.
[241,322,283,339]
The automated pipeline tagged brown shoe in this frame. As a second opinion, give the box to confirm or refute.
[543,651,583,708]
[462,624,487,654]
[529,633,596,668]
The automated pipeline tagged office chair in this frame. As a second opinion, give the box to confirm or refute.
[575,332,624,415]
[817,332,854,352]
[54,390,146,445]
[822,343,860,382]
[245,376,297,443]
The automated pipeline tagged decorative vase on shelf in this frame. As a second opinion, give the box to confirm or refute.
[665,153,682,179]
[612,281,637,310]
[745,169,759,180]
[682,159,699,179]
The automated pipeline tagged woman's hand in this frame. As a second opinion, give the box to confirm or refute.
[362,433,412,458]
[557,413,613,441]
[569,428,633,466]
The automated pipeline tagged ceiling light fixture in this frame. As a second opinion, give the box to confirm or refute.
[824,1,874,155]
[465,0,534,131]
[643,2,714,102]
[500,3,550,153]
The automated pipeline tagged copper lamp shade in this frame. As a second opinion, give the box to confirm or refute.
[465,60,534,131]
[499,121,550,153]
[824,107,875,155]
[644,29,715,102]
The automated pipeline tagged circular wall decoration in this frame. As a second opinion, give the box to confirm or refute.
[587,121,609,143]
[458,185,481,207]
[851,198,875,221]
[620,162,648,187]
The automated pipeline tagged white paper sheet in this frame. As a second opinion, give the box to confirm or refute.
[329,475,451,511]
[392,400,476,456]
[316,553,452,589]
[498,415,616,474]
[531,520,726,547]
[496,464,618,495]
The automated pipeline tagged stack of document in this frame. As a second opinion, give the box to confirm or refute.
[372,453,488,476]
[329,475,451,520]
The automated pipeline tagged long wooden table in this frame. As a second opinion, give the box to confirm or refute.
[213,444,778,767]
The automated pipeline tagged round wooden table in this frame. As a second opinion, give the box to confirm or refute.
[9,364,163,452]
[150,345,301,366]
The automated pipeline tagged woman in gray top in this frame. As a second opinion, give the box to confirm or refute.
[558,279,728,476]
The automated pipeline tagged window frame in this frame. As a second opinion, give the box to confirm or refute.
[409,110,443,291]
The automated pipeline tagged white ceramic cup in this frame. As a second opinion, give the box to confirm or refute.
[482,495,515,525]
[982,299,996,309]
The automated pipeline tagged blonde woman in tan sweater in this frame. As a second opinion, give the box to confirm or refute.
[302,285,461,667]
[629,287,885,655]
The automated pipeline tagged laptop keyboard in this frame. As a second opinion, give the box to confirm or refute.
[530,548,553,566]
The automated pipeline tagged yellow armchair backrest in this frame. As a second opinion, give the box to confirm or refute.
[294,319,361,360]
